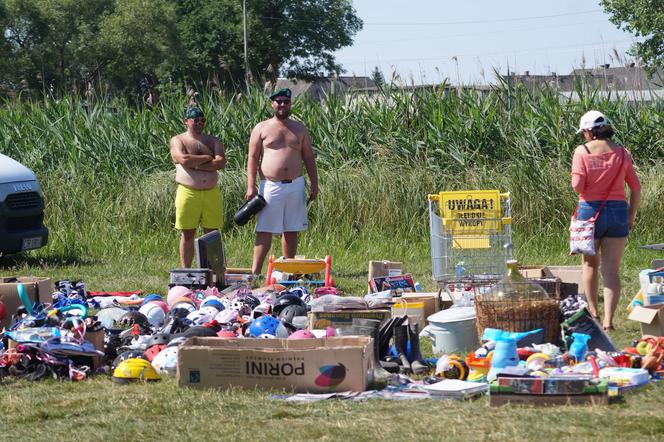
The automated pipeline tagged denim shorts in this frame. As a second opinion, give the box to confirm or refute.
[576,200,629,239]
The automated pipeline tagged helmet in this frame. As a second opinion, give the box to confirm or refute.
[282,286,310,303]
[237,294,260,311]
[251,303,272,320]
[166,336,188,347]
[215,309,238,324]
[96,307,129,330]
[150,301,169,314]
[217,329,237,339]
[171,297,197,314]
[167,286,192,305]
[257,333,276,339]
[288,330,316,340]
[112,358,161,383]
[248,315,281,337]
[179,325,218,338]
[147,333,172,347]
[138,302,166,328]
[141,294,163,305]
[186,310,214,326]
[278,304,308,324]
[275,322,292,339]
[112,350,148,370]
[200,297,225,311]
[199,306,221,318]
[272,292,306,316]
[119,311,151,330]
[144,344,167,361]
[152,346,179,375]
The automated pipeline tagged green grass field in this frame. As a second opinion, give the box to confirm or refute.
[2,85,664,440]
[1,224,663,441]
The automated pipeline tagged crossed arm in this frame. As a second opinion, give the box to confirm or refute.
[170,136,225,171]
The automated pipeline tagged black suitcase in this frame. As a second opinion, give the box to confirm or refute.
[169,268,213,289]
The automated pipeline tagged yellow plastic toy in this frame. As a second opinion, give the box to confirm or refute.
[266,255,333,287]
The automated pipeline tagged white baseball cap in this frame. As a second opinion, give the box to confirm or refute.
[576,110,609,134]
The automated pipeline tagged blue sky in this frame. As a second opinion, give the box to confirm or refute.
[334,0,637,84]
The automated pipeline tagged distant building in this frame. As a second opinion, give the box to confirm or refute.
[270,76,377,101]
[505,65,664,103]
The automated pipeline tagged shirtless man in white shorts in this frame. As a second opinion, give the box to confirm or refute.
[245,88,319,275]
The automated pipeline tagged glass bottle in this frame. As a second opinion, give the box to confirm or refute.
[487,260,549,301]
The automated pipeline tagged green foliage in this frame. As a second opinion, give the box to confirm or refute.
[176,0,363,83]
[601,0,664,75]
[96,0,181,91]
[0,0,362,96]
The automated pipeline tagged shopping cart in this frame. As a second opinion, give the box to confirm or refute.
[428,189,513,296]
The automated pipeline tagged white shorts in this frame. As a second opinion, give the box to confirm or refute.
[255,176,308,234]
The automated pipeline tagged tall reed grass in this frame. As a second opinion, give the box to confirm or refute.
[1,83,661,254]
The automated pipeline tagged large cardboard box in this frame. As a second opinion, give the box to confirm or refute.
[308,309,391,330]
[0,277,52,329]
[177,337,371,392]
[544,266,583,289]
[628,305,664,336]
[368,260,402,293]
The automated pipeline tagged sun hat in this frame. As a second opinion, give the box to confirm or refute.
[576,110,609,134]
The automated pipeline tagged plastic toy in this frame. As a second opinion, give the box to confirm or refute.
[569,333,591,362]
[266,255,333,287]
[465,352,492,382]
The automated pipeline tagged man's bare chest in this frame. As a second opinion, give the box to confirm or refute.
[182,137,214,155]
[263,128,302,151]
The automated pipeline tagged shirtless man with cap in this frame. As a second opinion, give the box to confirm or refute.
[245,88,319,275]
[170,106,226,267]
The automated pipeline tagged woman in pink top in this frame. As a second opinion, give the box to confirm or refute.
[571,110,641,331]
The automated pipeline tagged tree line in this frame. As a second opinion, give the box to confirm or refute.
[0,0,362,99]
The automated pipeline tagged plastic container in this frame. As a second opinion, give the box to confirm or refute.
[421,307,479,355]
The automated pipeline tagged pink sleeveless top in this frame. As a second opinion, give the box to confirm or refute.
[571,146,640,201]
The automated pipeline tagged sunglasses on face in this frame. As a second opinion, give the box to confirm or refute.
[190,117,205,123]
[274,99,291,105]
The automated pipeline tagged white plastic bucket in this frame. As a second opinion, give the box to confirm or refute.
[421,307,478,355]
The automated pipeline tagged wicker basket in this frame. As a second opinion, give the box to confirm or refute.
[475,296,561,344]
[529,277,562,299]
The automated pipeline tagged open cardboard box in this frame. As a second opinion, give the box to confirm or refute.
[628,304,664,336]
[367,260,402,293]
[519,265,583,296]
[0,277,52,329]
[177,336,372,392]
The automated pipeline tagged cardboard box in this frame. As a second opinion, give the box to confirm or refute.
[439,289,453,310]
[308,309,391,330]
[85,330,105,369]
[368,261,402,293]
[628,305,664,336]
[177,336,371,392]
[544,266,583,291]
[519,265,582,297]
[0,277,52,329]
[395,293,441,325]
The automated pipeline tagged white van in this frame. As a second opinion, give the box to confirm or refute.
[0,153,48,254]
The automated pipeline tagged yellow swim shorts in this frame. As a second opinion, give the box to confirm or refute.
[175,184,223,230]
